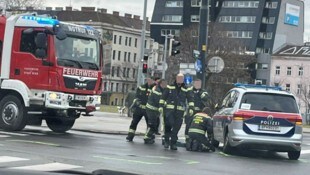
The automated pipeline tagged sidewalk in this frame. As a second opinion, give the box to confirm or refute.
[72,112,186,136]
[71,112,310,135]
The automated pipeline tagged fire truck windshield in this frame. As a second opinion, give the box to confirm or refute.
[55,35,99,70]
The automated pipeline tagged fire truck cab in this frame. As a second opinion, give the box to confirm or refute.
[0,13,102,133]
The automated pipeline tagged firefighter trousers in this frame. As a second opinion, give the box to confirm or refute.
[127,107,148,140]
[188,132,214,151]
[164,109,184,144]
[144,109,160,140]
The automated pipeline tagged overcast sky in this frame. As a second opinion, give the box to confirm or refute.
[45,0,310,41]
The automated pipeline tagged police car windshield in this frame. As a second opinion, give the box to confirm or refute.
[55,35,99,70]
[240,93,299,114]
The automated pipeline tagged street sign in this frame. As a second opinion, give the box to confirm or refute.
[195,59,202,73]
[202,45,207,51]
[207,56,224,73]
[184,74,193,85]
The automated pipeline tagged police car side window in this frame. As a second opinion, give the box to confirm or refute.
[221,91,233,108]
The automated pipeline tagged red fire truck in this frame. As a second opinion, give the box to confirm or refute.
[0,13,102,133]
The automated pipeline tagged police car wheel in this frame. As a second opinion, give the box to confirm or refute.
[288,151,300,160]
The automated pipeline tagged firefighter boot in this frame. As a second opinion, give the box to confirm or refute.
[185,138,193,151]
[126,132,135,142]
[144,138,155,144]
[164,138,170,149]
[170,142,178,150]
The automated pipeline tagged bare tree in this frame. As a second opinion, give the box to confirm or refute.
[4,0,44,9]
[297,81,310,124]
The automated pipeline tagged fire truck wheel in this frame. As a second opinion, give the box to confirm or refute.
[46,118,75,133]
[0,95,27,131]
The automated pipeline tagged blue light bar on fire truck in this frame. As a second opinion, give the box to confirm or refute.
[15,15,60,27]
[234,83,282,91]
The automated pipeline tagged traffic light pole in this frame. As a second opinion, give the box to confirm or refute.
[137,0,148,87]
[197,0,209,89]
[162,35,168,79]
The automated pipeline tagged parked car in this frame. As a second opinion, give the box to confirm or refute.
[212,83,303,160]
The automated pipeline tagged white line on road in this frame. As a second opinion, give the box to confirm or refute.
[301,150,310,154]
[0,131,28,137]
[0,156,29,163]
[11,163,82,171]
[0,134,10,138]
[21,132,46,136]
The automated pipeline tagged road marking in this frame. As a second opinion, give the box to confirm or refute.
[0,131,28,136]
[0,134,10,138]
[93,156,162,165]
[7,140,60,147]
[11,162,82,171]
[21,132,46,136]
[219,152,231,157]
[0,156,29,163]
[301,150,310,154]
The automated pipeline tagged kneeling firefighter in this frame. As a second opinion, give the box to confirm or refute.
[186,107,215,152]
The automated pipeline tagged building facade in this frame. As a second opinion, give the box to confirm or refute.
[267,45,310,115]
[151,0,304,54]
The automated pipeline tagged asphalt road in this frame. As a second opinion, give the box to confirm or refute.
[0,126,309,175]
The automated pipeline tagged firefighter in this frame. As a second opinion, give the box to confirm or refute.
[159,73,194,150]
[187,107,215,152]
[125,88,136,118]
[144,79,167,144]
[185,79,209,142]
[126,77,154,142]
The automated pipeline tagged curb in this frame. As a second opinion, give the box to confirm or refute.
[72,128,145,136]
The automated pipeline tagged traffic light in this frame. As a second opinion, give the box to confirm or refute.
[171,40,181,56]
[142,63,148,73]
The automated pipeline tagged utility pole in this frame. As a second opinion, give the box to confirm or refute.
[137,0,148,87]
[162,35,168,79]
[197,0,209,89]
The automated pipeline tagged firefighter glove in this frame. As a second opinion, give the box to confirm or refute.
[189,109,194,116]
[159,107,164,114]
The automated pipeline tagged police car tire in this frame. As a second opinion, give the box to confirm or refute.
[288,151,300,160]
[46,118,75,133]
[0,95,27,131]
[223,132,232,154]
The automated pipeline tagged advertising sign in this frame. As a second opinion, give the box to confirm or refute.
[284,3,300,26]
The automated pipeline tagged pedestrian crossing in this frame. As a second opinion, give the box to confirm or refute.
[0,156,82,172]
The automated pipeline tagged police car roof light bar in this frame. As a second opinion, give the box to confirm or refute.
[234,83,282,91]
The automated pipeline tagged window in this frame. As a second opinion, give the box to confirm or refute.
[191,15,200,22]
[113,35,117,44]
[162,15,182,22]
[124,52,127,61]
[117,67,120,77]
[134,53,137,62]
[297,84,301,95]
[191,0,201,7]
[115,98,118,105]
[287,67,292,75]
[111,83,114,92]
[135,38,138,47]
[144,40,147,49]
[133,69,136,78]
[129,37,132,46]
[118,51,121,60]
[286,84,291,91]
[299,67,303,76]
[123,67,126,77]
[275,66,280,75]
[161,29,181,37]
[240,93,298,113]
[20,32,38,55]
[112,50,116,60]
[128,52,131,62]
[125,37,128,46]
[219,16,256,23]
[259,32,273,39]
[111,66,115,77]
[127,68,130,78]
[226,31,253,38]
[119,36,122,45]
[262,17,275,24]
[166,1,183,7]
[122,84,125,92]
[116,83,119,92]
[257,63,268,69]
[223,1,259,8]
[266,2,278,9]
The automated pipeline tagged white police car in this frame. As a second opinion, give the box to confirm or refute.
[212,84,303,160]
